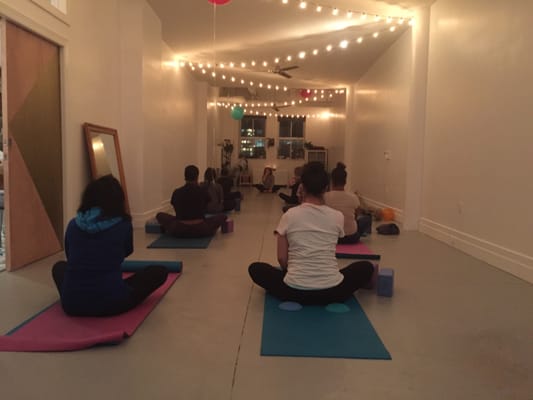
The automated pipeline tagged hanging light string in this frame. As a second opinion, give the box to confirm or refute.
[176,22,408,85]
[216,88,345,108]
[280,0,413,24]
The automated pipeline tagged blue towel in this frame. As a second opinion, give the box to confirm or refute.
[261,294,391,359]
[147,235,213,249]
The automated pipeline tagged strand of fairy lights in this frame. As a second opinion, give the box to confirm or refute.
[175,23,407,83]
[216,89,345,108]
[280,0,414,24]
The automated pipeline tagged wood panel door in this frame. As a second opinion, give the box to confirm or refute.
[2,21,63,271]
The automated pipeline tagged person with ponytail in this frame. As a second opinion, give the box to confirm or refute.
[324,162,367,244]
[248,162,373,305]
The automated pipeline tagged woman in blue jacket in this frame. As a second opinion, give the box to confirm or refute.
[52,175,168,316]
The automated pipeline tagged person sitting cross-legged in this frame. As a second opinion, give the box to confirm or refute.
[52,175,169,317]
[156,165,226,238]
[248,161,373,305]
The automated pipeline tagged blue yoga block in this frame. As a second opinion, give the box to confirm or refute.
[377,268,394,297]
[145,218,162,234]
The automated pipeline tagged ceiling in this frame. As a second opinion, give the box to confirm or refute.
[148,0,435,104]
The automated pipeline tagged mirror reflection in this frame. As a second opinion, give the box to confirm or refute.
[83,123,129,212]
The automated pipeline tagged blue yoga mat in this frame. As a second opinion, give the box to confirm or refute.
[261,294,391,359]
[121,260,183,272]
[147,235,213,249]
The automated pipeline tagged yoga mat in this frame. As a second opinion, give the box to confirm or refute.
[147,234,213,249]
[122,260,182,272]
[0,273,180,352]
[261,294,391,359]
[336,242,381,260]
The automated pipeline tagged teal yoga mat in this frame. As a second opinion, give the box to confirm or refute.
[147,235,213,249]
[261,294,391,359]
[121,260,183,272]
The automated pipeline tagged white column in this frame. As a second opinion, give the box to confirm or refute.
[404,6,430,230]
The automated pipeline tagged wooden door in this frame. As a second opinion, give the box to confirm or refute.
[2,21,63,271]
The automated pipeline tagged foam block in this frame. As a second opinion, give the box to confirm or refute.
[221,219,234,234]
[377,268,394,297]
[145,218,162,234]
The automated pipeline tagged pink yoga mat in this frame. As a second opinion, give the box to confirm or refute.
[336,242,376,256]
[0,273,180,352]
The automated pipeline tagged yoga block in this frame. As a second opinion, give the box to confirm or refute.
[221,219,234,234]
[377,268,394,297]
[364,260,380,290]
[145,218,162,234]
[235,198,241,211]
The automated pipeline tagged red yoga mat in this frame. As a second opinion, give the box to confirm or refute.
[336,242,379,258]
[0,273,180,352]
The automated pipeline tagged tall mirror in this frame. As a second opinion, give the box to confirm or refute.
[83,123,129,212]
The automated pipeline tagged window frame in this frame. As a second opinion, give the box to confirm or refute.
[277,116,306,160]
[239,115,267,159]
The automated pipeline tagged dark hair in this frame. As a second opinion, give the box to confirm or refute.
[331,162,347,187]
[221,167,229,176]
[185,165,199,181]
[78,175,129,219]
[301,162,329,196]
[204,167,216,183]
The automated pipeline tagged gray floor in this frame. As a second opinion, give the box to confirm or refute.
[0,188,532,400]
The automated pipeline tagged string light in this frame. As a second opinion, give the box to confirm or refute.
[276,0,411,23]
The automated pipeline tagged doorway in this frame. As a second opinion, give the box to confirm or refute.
[1,20,63,271]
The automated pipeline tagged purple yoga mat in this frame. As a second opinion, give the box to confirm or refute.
[0,273,180,352]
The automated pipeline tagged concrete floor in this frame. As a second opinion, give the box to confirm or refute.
[0,188,532,400]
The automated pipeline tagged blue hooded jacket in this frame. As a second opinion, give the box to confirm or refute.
[60,208,133,314]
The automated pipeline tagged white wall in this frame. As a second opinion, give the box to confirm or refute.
[421,0,533,282]
[0,0,206,228]
[348,31,412,217]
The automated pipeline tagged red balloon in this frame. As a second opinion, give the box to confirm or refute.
[300,89,312,98]
[208,0,231,4]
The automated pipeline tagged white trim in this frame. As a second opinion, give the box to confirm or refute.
[359,196,404,224]
[131,200,171,229]
[30,0,70,26]
[419,218,533,284]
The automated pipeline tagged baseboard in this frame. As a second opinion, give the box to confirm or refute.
[131,200,171,229]
[359,196,404,224]
[419,218,533,284]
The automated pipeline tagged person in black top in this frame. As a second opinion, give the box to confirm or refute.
[217,167,242,210]
[156,165,226,237]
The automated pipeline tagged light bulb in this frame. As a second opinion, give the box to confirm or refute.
[316,5,322,12]
[399,18,405,25]
[241,62,246,68]
[390,26,396,32]
[326,44,333,51]
[231,77,235,82]
[274,57,280,63]
[229,62,235,68]
[312,49,319,55]
[282,0,288,4]
[287,55,292,61]
[360,12,367,20]
[386,17,392,24]
[332,8,338,16]
[251,61,256,66]
[299,1,307,9]
[339,40,348,49]
[375,15,381,21]
[298,51,306,59]
[373,32,379,38]
[357,37,363,43]
[262,61,268,67]
[347,11,353,18]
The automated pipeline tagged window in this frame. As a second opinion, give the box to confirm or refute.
[278,116,305,159]
[239,116,267,159]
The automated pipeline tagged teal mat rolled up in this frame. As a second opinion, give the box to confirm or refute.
[261,294,391,359]
[147,235,213,249]
[121,260,183,272]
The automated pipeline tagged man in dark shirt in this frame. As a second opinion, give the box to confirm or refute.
[156,165,226,237]
[216,167,242,211]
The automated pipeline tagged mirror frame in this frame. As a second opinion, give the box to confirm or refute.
[83,123,130,212]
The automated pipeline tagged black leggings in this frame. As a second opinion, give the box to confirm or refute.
[156,212,226,238]
[52,261,169,317]
[254,184,283,193]
[248,261,374,305]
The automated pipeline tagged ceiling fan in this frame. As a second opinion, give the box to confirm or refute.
[268,64,299,79]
